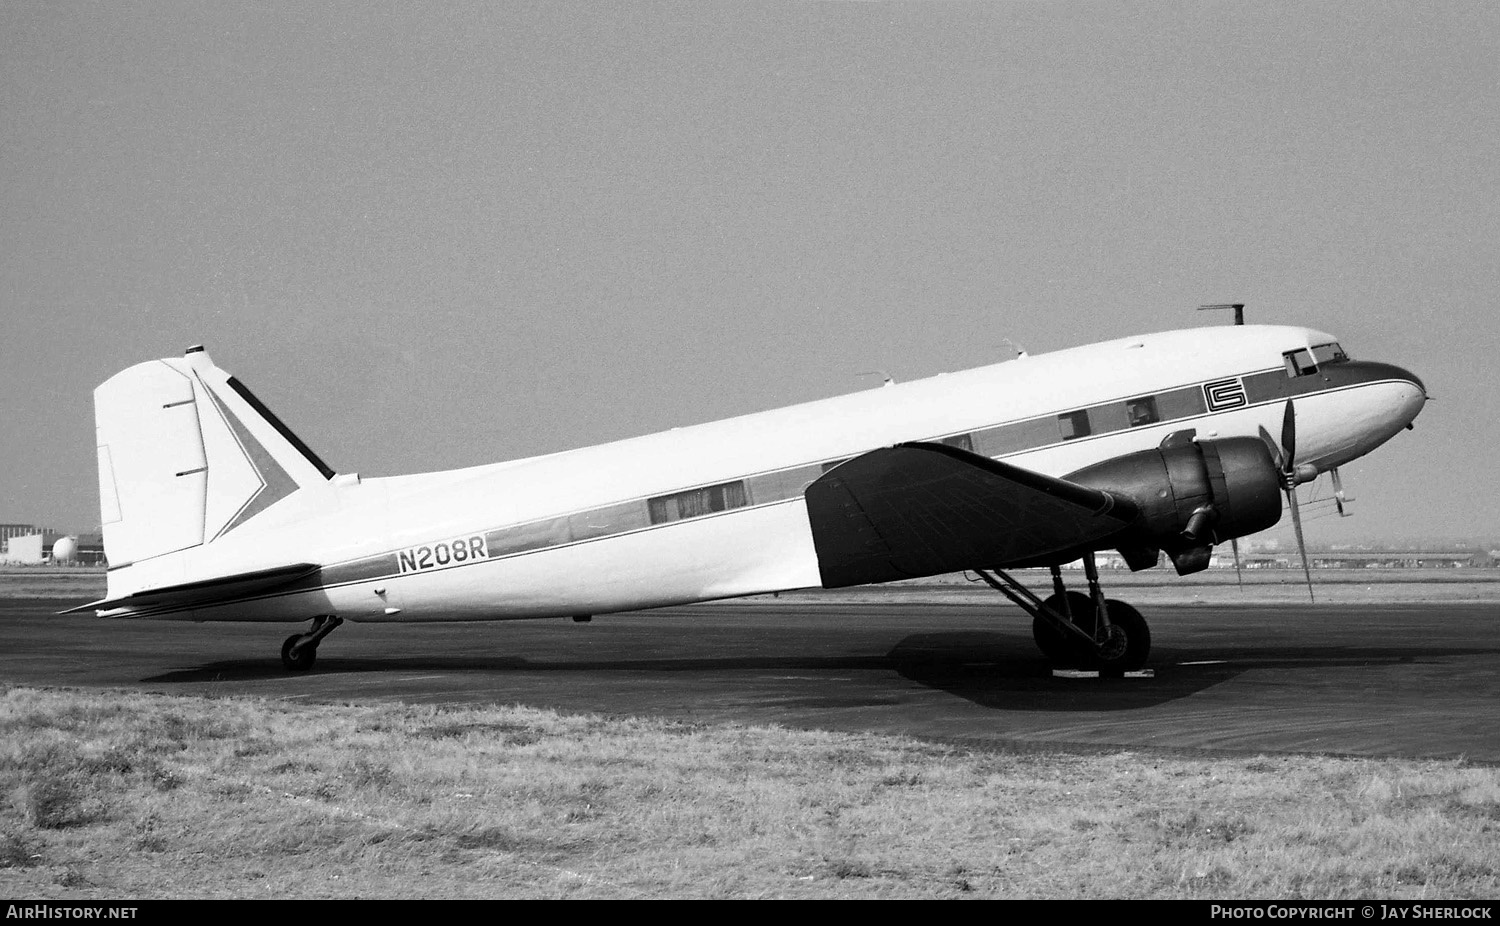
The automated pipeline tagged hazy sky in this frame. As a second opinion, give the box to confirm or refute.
[3,1,1497,547]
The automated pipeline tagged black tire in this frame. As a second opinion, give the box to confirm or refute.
[1090,600,1150,674]
[281,634,316,671]
[1033,591,1094,662]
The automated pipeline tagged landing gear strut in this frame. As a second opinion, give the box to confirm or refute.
[974,553,1151,673]
[280,614,343,671]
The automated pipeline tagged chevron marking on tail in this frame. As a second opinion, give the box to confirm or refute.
[195,372,302,540]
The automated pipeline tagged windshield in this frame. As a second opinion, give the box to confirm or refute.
[1283,342,1348,377]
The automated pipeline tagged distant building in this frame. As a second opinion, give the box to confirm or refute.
[1241,549,1491,569]
[0,524,104,565]
[1,533,44,564]
[1,524,52,545]
[1074,546,1494,571]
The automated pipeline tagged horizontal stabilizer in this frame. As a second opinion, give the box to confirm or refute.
[61,563,320,615]
[806,442,1138,588]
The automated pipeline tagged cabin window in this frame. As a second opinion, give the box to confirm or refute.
[1126,396,1160,427]
[940,433,974,452]
[1058,410,1091,440]
[647,481,749,524]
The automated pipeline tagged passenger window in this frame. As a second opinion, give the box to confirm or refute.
[1058,410,1091,440]
[1126,396,1160,427]
[648,481,749,524]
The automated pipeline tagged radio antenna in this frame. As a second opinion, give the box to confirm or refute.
[1199,303,1246,326]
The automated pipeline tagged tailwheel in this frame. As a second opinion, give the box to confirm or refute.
[1089,599,1150,674]
[279,614,343,672]
[281,634,316,671]
[1032,591,1093,662]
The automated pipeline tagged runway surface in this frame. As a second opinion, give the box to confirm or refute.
[4,597,1498,762]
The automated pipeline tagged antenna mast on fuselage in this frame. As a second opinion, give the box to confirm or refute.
[1198,303,1246,326]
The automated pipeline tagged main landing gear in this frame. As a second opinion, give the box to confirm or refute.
[280,614,343,671]
[973,552,1151,674]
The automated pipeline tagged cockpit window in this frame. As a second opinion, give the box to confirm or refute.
[1311,342,1348,365]
[1283,342,1348,377]
[1283,349,1316,376]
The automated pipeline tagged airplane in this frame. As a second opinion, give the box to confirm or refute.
[69,324,1427,674]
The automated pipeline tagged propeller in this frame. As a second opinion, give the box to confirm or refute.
[1260,399,1315,603]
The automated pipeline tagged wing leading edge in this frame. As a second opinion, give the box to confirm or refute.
[805,442,1139,588]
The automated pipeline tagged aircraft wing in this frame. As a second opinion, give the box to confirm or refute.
[60,563,320,616]
[805,442,1139,588]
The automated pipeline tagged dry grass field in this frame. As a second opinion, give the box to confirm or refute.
[1,686,1497,900]
[3,566,1499,898]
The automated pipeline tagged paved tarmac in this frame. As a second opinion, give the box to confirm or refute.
[3,596,1498,762]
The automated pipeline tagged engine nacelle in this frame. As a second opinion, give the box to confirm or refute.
[1064,434,1283,575]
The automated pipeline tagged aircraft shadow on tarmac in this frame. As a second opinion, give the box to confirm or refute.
[886,631,1500,712]
[142,652,908,685]
[141,629,1500,715]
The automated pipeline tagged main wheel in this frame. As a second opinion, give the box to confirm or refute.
[1089,600,1150,674]
[281,634,316,671]
[1033,591,1094,662]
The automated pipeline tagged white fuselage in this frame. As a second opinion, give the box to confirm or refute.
[108,325,1426,623]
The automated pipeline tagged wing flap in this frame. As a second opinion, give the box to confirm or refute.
[805,443,1138,588]
[61,562,320,615]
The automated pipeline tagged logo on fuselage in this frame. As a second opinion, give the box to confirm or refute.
[1203,377,1248,411]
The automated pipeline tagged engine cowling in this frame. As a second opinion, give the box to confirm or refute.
[1064,433,1283,575]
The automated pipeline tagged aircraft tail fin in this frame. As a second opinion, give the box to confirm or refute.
[94,346,335,570]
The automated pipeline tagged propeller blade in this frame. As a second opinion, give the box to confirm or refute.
[1280,399,1297,474]
[1267,403,1312,600]
[1286,484,1315,603]
[1257,425,1284,469]
[1230,537,1244,590]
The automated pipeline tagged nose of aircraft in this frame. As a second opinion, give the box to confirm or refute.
[1390,364,1428,428]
